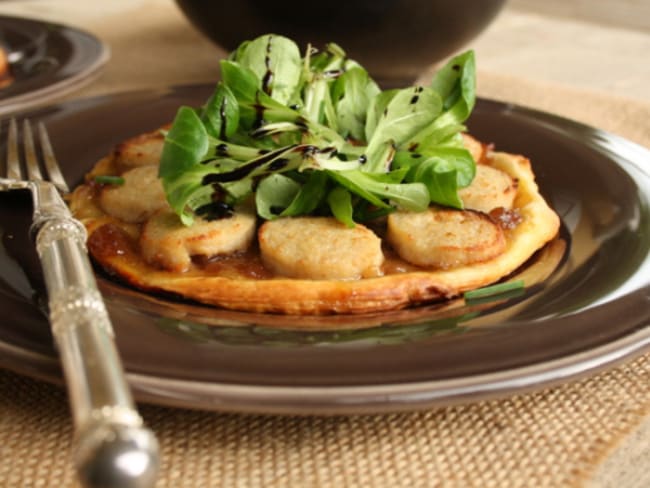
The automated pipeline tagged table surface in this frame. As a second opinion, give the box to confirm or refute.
[0,1,649,487]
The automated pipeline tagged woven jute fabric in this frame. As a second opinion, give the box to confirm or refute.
[1,1,650,487]
[2,355,650,488]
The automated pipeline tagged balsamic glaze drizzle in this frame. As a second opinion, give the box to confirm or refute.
[219,97,228,140]
[261,35,274,96]
[201,145,298,184]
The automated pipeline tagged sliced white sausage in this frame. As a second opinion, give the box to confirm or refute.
[98,165,168,223]
[458,164,517,213]
[140,208,257,272]
[387,207,506,268]
[461,133,487,163]
[113,127,166,168]
[258,217,384,280]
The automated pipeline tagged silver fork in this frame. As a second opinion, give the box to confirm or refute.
[2,119,159,488]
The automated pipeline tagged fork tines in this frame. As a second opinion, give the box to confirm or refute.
[4,118,70,193]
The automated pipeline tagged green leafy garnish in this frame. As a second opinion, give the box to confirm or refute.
[160,34,477,225]
[94,175,125,185]
[463,280,525,302]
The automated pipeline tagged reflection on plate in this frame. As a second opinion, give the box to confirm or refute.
[0,85,648,414]
[0,15,109,116]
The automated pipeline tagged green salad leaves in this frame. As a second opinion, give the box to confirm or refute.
[160,34,477,226]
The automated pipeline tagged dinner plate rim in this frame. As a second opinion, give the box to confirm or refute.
[1,322,649,414]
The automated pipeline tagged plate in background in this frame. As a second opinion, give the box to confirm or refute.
[0,15,109,116]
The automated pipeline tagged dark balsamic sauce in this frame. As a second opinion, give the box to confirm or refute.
[323,69,343,78]
[201,145,298,184]
[410,87,423,104]
[269,158,289,171]
[252,93,266,130]
[216,143,229,156]
[195,201,234,220]
[219,97,228,140]
[261,35,274,95]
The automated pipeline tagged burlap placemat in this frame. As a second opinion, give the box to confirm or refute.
[2,353,650,488]
[1,1,650,487]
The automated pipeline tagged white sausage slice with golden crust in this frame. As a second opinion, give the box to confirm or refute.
[461,133,487,163]
[98,165,168,224]
[387,208,506,268]
[113,128,166,168]
[458,164,518,213]
[259,217,384,280]
[141,209,257,272]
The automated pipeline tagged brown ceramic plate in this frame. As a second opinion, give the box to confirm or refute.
[0,15,109,116]
[0,85,648,414]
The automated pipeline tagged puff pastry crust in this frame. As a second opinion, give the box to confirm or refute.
[70,130,560,315]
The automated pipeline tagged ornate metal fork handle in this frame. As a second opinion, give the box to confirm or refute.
[2,121,159,488]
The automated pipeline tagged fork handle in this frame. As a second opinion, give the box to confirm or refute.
[31,183,159,488]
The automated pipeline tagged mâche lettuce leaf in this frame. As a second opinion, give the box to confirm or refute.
[232,34,302,105]
[159,34,477,226]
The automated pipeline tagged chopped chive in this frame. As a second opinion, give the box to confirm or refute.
[94,175,125,185]
[464,279,525,301]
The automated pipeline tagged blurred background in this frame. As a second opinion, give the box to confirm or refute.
[511,0,650,31]
[0,0,648,102]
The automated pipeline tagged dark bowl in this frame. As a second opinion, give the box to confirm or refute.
[174,0,507,86]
